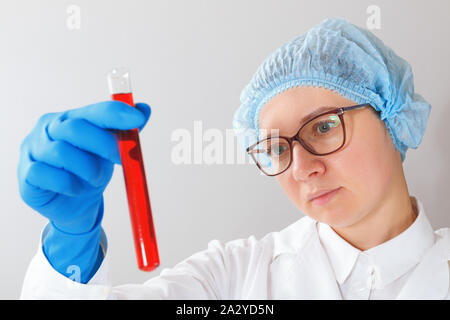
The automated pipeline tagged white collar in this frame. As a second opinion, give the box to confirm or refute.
[317,196,436,288]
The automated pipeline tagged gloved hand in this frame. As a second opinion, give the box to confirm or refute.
[18,101,151,283]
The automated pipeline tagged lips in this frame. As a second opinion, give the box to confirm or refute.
[307,187,341,201]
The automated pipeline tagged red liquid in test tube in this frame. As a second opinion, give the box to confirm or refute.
[107,68,160,272]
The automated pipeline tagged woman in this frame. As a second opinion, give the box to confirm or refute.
[20,18,449,299]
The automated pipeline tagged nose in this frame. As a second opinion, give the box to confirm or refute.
[290,141,325,181]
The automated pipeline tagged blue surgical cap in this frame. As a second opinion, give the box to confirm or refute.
[232,17,431,162]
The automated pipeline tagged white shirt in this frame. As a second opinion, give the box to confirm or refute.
[20,196,450,299]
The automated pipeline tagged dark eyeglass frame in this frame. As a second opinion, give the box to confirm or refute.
[246,103,372,176]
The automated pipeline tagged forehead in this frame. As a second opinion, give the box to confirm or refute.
[258,86,355,137]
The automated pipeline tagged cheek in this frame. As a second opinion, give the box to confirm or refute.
[338,119,395,207]
[276,173,299,202]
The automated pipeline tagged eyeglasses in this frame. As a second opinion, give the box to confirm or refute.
[246,103,371,176]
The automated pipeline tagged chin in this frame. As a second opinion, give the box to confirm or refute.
[301,195,355,227]
[318,212,356,228]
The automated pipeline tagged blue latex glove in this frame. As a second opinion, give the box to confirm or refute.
[18,101,151,283]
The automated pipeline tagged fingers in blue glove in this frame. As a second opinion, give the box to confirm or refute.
[46,116,122,165]
[23,160,92,197]
[29,136,112,189]
[65,100,150,131]
[44,101,151,165]
[134,103,152,133]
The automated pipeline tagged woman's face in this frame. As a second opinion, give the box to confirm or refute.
[258,86,402,228]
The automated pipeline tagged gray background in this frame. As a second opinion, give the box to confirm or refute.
[1,0,449,299]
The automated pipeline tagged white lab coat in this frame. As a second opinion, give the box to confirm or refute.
[21,213,449,300]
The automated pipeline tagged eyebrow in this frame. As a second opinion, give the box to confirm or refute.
[300,106,337,125]
[261,105,338,139]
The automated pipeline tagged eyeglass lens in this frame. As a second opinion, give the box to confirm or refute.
[251,112,344,175]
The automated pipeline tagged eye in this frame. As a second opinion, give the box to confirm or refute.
[314,115,340,134]
[316,122,332,134]
[269,144,288,156]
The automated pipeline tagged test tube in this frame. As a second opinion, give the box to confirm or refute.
[107,67,160,272]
